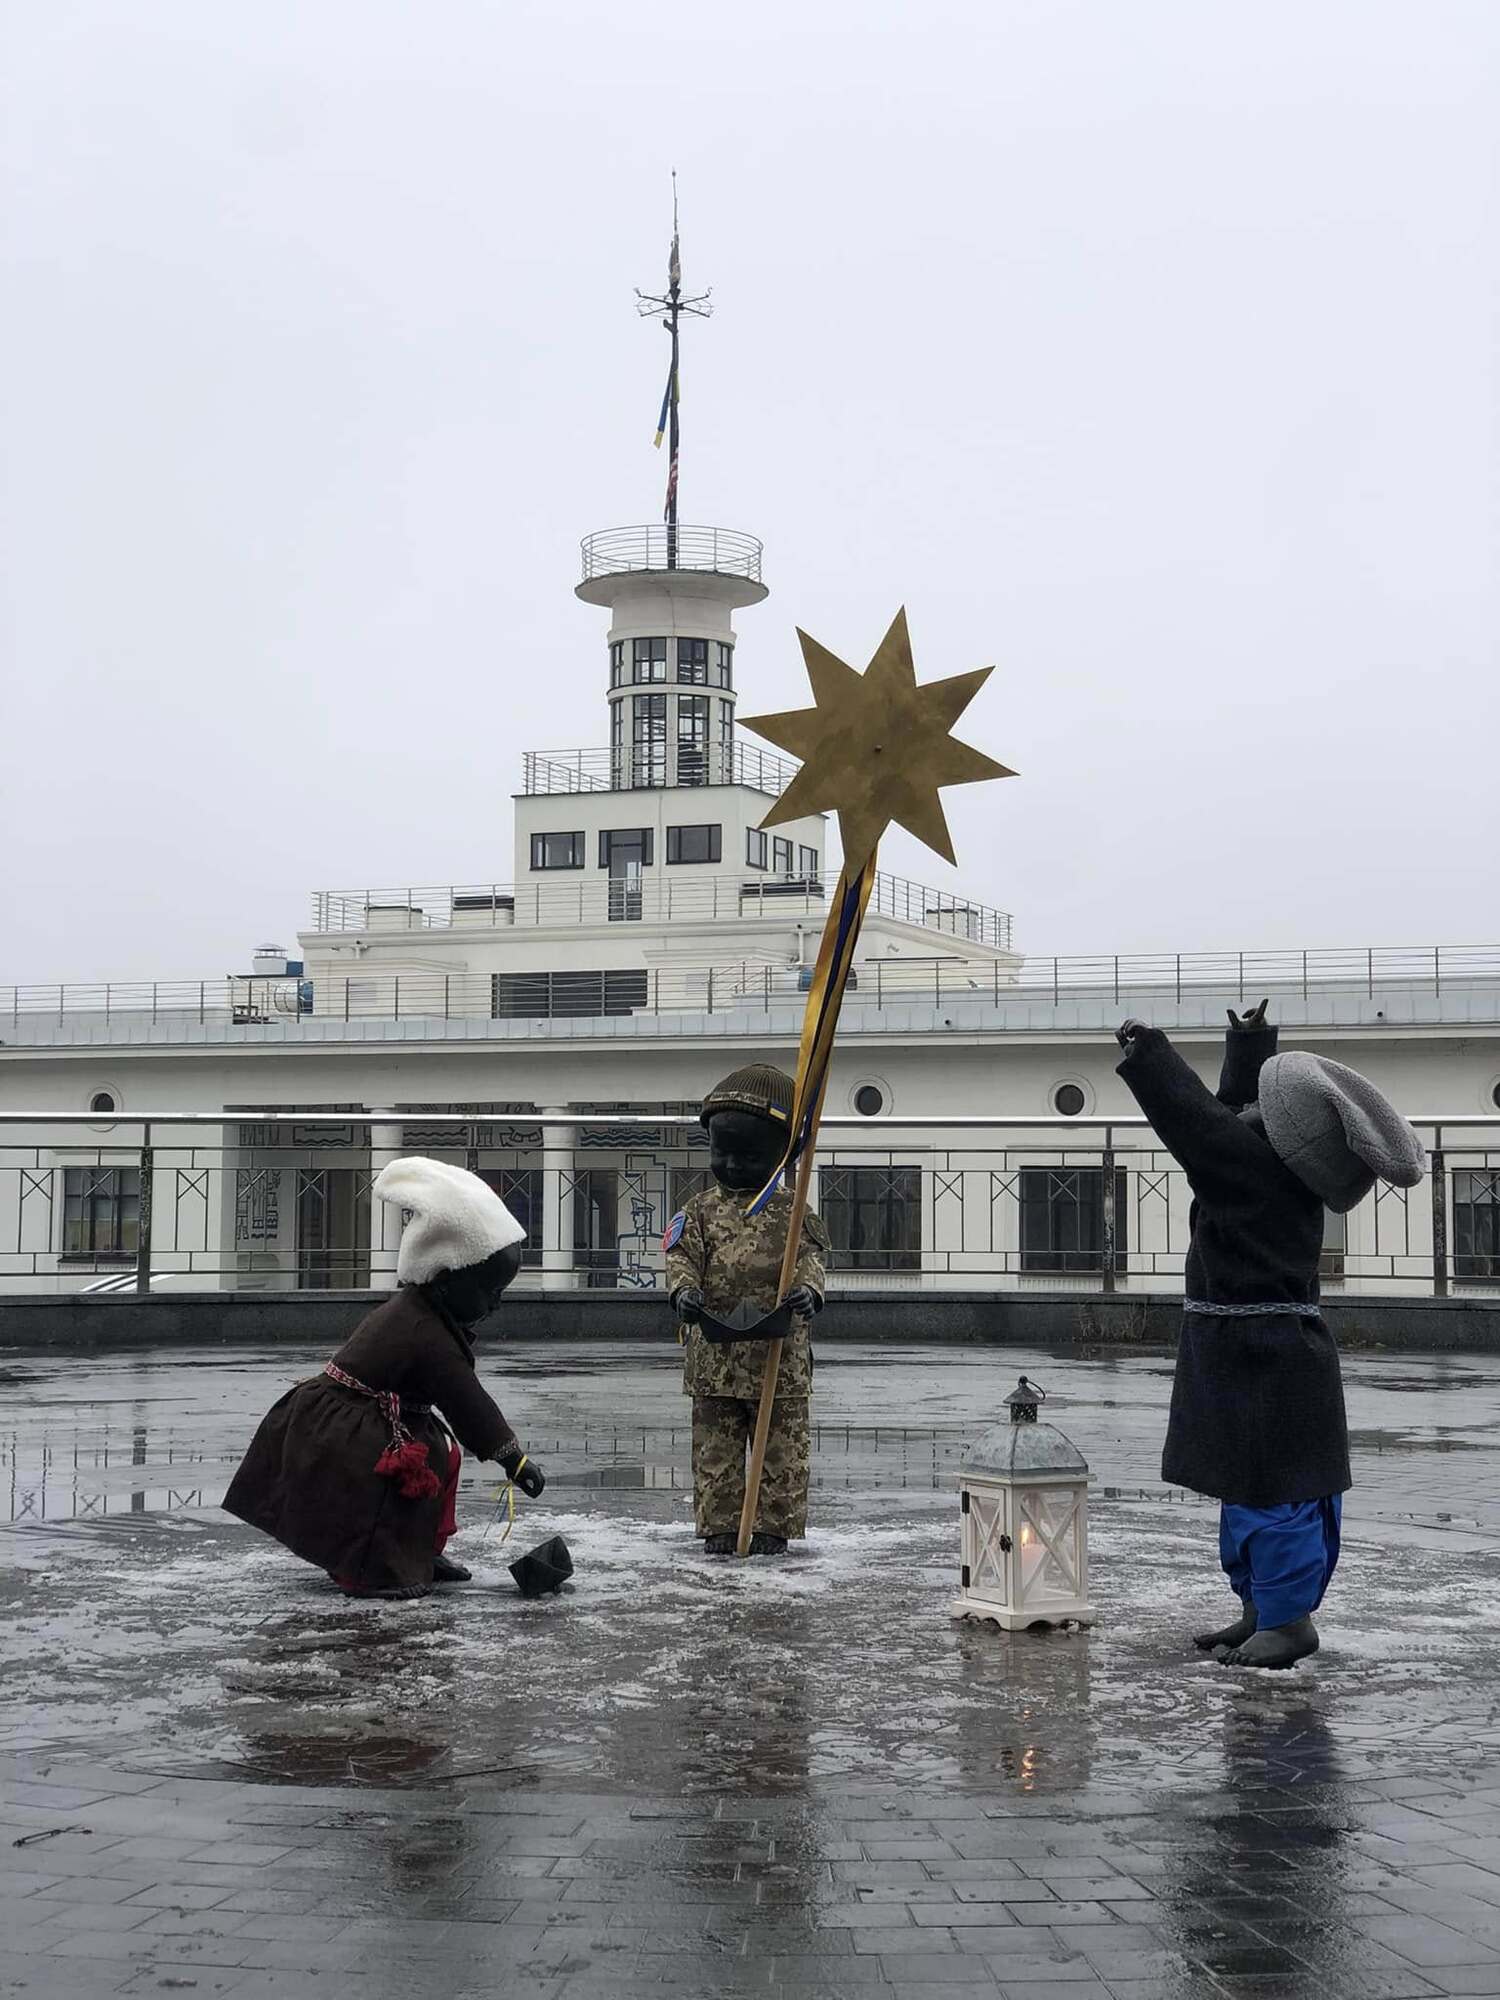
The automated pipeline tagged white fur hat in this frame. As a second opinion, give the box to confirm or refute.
[373,1156,526,1285]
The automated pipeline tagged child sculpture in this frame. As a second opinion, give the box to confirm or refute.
[665,1064,828,1557]
[225,1157,546,1598]
[1117,1003,1425,1667]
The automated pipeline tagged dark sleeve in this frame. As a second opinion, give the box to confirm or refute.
[1117,1026,1270,1201]
[412,1322,518,1461]
[1216,1023,1278,1109]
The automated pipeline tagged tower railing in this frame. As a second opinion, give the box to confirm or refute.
[522,743,797,797]
[580,524,763,582]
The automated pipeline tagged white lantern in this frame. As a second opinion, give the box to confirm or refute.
[950,1376,1093,1631]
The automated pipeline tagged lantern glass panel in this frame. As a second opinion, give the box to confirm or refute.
[966,1490,1011,1601]
[1017,1489,1081,1602]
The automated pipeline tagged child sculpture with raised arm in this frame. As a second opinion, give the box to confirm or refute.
[1117,1002,1425,1668]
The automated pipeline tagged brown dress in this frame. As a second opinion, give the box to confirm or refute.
[223,1287,518,1592]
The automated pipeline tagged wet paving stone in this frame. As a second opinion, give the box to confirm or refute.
[8,1341,1500,1995]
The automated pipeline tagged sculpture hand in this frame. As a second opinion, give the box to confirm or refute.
[673,1286,705,1327]
[1227,997,1270,1032]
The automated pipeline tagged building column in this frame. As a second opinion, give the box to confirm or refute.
[369,1110,404,1289]
[540,1105,578,1291]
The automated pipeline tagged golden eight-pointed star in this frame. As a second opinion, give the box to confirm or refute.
[742,609,1015,878]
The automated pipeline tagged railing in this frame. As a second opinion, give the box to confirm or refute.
[1,1110,1494,1300]
[580,524,763,583]
[11,944,1500,1035]
[304,868,1016,947]
[522,741,799,798]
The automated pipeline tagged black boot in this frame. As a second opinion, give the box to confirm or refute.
[703,1533,737,1557]
[749,1533,788,1557]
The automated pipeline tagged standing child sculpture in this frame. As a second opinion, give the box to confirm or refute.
[1116,1003,1425,1668]
[665,1065,828,1557]
[225,1157,546,1599]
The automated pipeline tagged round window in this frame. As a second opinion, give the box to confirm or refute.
[90,1091,117,1116]
[853,1084,885,1117]
[1492,1081,1500,1110]
[1053,1083,1086,1117]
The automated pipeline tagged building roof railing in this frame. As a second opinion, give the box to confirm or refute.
[580,523,763,584]
[303,871,1015,949]
[523,742,798,799]
[5,945,1499,1034]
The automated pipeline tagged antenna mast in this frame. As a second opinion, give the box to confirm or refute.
[637,171,711,569]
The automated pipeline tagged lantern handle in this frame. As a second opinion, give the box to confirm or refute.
[1018,1374,1046,1402]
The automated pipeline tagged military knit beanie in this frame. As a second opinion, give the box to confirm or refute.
[700,1063,795,1130]
[1258,1052,1427,1214]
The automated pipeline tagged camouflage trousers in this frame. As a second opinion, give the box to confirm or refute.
[691,1396,810,1540]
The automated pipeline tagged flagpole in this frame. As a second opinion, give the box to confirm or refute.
[638,173,705,570]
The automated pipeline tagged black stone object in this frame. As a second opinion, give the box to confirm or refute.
[509,1534,574,1598]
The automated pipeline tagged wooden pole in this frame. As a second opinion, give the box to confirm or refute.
[736,1101,825,1555]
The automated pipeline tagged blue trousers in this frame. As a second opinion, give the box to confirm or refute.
[1219,1496,1342,1629]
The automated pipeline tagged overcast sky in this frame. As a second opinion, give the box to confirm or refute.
[2,1,1495,983]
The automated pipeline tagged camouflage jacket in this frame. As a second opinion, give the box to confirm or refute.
[665,1184,828,1401]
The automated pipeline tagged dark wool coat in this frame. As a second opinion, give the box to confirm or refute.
[223,1287,517,1592]
[1117,1022,1351,1507]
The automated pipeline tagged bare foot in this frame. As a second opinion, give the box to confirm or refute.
[432,1555,471,1584]
[1194,1598,1258,1651]
[1220,1616,1319,1670]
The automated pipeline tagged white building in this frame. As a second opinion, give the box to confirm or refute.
[2,519,1497,1304]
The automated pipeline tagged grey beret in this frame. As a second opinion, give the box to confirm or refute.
[1258,1053,1428,1213]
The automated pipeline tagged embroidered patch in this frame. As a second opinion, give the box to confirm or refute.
[662,1211,687,1252]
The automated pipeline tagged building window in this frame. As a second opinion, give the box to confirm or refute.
[718,699,733,773]
[715,642,733,689]
[821,1165,921,1272]
[1454,1169,1500,1281]
[853,1083,885,1117]
[296,1167,371,1289]
[481,1168,544,1267]
[631,693,667,787]
[62,1166,141,1261]
[493,969,650,1020]
[1320,1205,1346,1283]
[746,828,768,869]
[677,694,709,786]
[609,701,624,784]
[632,637,668,684]
[797,844,819,882]
[89,1090,118,1115]
[530,831,584,871]
[667,823,722,865]
[1052,1083,1087,1117]
[609,641,624,688]
[600,827,652,920]
[1019,1168,1128,1274]
[677,637,709,684]
[772,836,794,876]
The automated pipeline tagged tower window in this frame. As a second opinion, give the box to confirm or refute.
[677,638,709,684]
[677,695,709,787]
[631,694,667,787]
[746,828,768,869]
[632,638,668,684]
[531,831,585,871]
[772,836,794,875]
[798,845,819,881]
[715,643,733,689]
[609,641,624,689]
[667,824,722,865]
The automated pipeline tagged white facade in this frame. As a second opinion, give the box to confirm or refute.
[2,521,1497,1300]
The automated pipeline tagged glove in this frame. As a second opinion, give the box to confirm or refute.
[672,1286,705,1327]
[784,1286,822,1319]
[498,1443,545,1498]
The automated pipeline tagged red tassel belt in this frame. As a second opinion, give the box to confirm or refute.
[323,1361,441,1500]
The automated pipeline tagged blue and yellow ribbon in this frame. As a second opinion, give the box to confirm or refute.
[749,854,879,1215]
